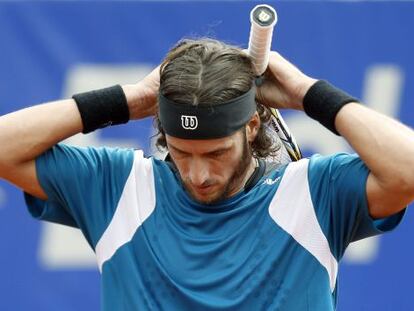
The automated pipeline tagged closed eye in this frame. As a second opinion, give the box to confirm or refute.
[169,146,190,158]
[207,149,229,158]
[175,151,190,158]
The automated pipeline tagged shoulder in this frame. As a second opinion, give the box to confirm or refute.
[38,143,136,169]
[308,153,364,173]
[264,153,368,196]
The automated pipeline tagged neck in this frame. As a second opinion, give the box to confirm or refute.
[227,156,257,197]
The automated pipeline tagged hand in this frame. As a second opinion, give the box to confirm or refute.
[256,51,317,111]
[123,65,160,120]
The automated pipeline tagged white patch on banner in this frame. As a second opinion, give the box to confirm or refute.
[344,236,381,264]
[38,223,97,269]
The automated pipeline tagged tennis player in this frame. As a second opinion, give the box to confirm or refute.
[0,38,413,310]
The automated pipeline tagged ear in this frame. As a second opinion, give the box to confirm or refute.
[245,112,260,143]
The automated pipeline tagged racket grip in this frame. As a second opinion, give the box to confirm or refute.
[248,4,278,76]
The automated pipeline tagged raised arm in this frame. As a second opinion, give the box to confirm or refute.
[257,51,414,218]
[335,103,414,218]
[0,67,159,200]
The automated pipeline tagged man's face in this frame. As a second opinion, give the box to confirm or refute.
[166,130,253,205]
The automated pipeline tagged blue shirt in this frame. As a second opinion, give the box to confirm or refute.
[24,144,404,310]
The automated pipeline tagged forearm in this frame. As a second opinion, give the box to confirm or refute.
[0,100,82,168]
[0,83,153,169]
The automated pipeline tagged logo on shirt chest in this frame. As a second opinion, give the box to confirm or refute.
[263,177,281,186]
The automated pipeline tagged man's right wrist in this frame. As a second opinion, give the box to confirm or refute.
[295,77,318,110]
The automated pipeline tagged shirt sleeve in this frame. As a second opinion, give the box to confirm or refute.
[23,143,135,249]
[308,153,405,260]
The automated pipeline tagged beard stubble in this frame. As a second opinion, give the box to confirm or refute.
[182,132,253,205]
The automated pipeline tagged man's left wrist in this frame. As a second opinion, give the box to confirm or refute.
[125,82,157,120]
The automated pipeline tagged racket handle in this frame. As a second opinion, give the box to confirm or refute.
[248,4,278,76]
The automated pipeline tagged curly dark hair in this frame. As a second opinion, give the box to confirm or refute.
[154,38,280,158]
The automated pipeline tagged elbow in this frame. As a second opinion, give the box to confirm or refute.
[0,158,7,178]
[0,161,10,180]
[382,175,414,206]
[402,182,414,206]
[398,173,414,197]
[369,177,414,219]
[0,157,17,180]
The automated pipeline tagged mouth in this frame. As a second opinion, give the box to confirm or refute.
[182,179,227,204]
[184,181,231,205]
[192,184,215,195]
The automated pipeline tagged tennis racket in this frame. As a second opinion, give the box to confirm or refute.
[248,4,302,162]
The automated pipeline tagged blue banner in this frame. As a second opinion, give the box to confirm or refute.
[0,2,412,310]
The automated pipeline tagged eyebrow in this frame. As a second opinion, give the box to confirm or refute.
[168,144,232,156]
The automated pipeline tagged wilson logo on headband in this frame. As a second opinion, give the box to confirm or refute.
[181,115,198,130]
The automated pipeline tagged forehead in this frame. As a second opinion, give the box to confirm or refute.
[166,131,242,154]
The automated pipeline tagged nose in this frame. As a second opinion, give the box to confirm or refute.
[188,158,211,187]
